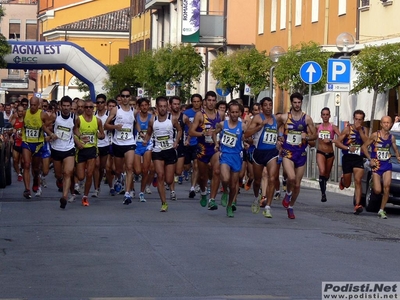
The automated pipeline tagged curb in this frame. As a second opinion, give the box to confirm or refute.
[301,178,355,196]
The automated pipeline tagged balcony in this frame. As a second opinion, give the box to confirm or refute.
[145,0,169,10]
[195,14,224,47]
[359,0,370,11]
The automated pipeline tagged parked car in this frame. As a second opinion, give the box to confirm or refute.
[357,131,400,212]
[0,112,12,189]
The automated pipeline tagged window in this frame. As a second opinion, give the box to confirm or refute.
[361,0,370,6]
[338,0,346,16]
[271,0,277,32]
[9,19,21,40]
[280,0,286,30]
[311,0,319,23]
[295,0,302,26]
[258,0,264,34]
[26,20,37,40]
[8,69,20,78]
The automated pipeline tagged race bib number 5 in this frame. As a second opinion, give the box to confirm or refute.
[287,130,302,146]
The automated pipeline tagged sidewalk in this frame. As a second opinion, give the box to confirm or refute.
[301,177,354,196]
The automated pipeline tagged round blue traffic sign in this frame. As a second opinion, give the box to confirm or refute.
[215,81,230,97]
[299,61,323,85]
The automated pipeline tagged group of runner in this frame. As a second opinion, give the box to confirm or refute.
[6,88,400,219]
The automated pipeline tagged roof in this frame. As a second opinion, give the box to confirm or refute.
[55,7,129,32]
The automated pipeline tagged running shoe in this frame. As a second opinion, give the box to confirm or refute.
[114,180,122,193]
[245,179,253,191]
[354,204,363,215]
[74,183,80,195]
[152,176,158,187]
[282,193,291,209]
[321,194,327,202]
[263,206,272,218]
[221,192,228,207]
[160,202,168,212]
[23,189,31,199]
[208,199,218,210]
[68,194,76,203]
[226,205,234,218]
[82,196,89,207]
[260,196,267,208]
[184,170,189,181]
[282,180,287,193]
[195,185,200,193]
[123,195,132,205]
[165,182,170,191]
[109,188,117,196]
[41,176,47,188]
[35,187,42,197]
[339,175,344,190]
[145,186,152,194]
[91,189,99,198]
[32,185,39,193]
[56,178,63,189]
[273,191,280,201]
[174,176,178,183]
[178,176,183,184]
[17,174,23,182]
[170,191,177,201]
[139,192,146,202]
[130,190,135,199]
[232,202,237,212]
[200,194,207,207]
[60,197,67,209]
[378,210,387,219]
[189,190,196,198]
[287,207,295,219]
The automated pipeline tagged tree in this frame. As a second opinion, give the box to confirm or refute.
[104,44,204,102]
[210,47,271,97]
[274,41,333,94]
[0,7,12,68]
[351,43,400,123]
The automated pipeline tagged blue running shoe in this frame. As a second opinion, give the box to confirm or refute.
[123,195,132,205]
[114,180,122,193]
[109,188,117,196]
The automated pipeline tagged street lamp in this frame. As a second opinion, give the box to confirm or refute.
[269,46,285,106]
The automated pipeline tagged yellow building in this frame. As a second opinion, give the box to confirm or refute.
[38,0,130,100]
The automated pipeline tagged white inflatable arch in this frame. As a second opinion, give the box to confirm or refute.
[4,41,109,100]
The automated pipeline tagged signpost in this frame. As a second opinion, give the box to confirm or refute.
[215,81,230,97]
[299,61,323,115]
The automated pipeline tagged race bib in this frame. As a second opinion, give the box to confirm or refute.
[262,129,277,145]
[221,132,238,148]
[25,127,39,142]
[55,125,72,141]
[82,133,95,145]
[117,128,133,140]
[157,135,172,150]
[318,130,330,140]
[136,130,146,142]
[349,144,361,155]
[377,147,390,161]
[287,130,302,146]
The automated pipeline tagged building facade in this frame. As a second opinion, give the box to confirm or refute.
[0,0,37,103]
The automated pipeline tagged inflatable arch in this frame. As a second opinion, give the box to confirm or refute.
[4,41,109,100]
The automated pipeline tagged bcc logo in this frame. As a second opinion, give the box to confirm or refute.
[13,56,37,64]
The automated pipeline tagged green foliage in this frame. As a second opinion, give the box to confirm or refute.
[210,47,271,96]
[74,78,90,100]
[351,43,400,122]
[274,41,333,94]
[104,44,204,102]
[351,43,400,94]
[0,7,11,68]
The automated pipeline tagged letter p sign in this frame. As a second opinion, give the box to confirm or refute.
[327,59,351,84]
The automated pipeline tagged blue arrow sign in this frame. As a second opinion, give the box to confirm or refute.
[299,61,323,85]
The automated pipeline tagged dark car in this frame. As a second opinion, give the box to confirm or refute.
[0,111,13,189]
[358,131,400,212]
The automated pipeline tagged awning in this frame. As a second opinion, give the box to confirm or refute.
[40,84,58,100]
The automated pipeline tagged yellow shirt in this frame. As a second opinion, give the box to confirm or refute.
[22,109,44,143]
[78,115,98,148]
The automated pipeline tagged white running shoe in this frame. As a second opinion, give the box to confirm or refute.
[91,189,99,198]
[145,186,152,194]
[170,191,177,201]
[35,187,42,197]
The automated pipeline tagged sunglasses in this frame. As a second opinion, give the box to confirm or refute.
[43,105,48,109]
[121,95,130,98]
[96,101,105,104]
[85,106,94,109]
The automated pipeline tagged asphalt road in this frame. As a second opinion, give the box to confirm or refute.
[1,172,400,300]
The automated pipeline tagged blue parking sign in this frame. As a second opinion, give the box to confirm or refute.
[327,59,351,84]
